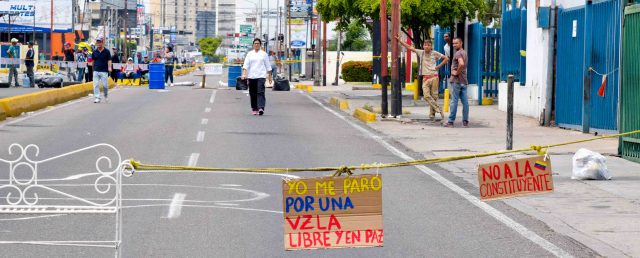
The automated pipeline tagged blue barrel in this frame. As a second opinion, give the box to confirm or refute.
[228,65,242,87]
[149,63,165,89]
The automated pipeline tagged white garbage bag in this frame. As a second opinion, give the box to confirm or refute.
[572,148,612,180]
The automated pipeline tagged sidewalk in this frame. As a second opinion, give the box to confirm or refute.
[310,83,640,257]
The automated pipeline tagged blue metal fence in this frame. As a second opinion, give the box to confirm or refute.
[501,7,523,81]
[555,0,620,132]
[468,23,501,100]
[555,7,585,129]
[434,26,451,93]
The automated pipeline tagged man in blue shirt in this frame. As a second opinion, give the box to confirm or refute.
[6,38,20,87]
[91,36,112,103]
[24,42,35,87]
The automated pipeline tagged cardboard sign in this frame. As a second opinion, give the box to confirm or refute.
[204,63,222,75]
[282,174,383,250]
[478,155,554,201]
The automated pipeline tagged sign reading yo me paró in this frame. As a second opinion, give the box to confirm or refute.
[282,174,383,250]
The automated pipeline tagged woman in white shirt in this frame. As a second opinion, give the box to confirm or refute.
[241,38,273,116]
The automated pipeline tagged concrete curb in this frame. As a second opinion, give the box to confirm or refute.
[0,78,116,120]
[173,66,198,76]
[329,96,349,110]
[352,108,377,123]
[294,84,313,93]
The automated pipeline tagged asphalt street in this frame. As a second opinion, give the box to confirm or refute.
[0,73,596,257]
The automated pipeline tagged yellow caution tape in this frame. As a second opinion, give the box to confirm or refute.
[127,130,640,176]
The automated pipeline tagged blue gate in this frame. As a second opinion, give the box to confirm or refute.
[434,26,451,93]
[501,1,526,83]
[555,0,620,132]
[468,23,501,101]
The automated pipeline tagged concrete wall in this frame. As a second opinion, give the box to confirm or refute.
[498,0,584,121]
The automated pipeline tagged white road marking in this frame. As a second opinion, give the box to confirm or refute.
[0,214,67,221]
[302,92,574,258]
[167,193,186,218]
[201,118,209,125]
[220,184,242,187]
[204,107,211,113]
[214,203,239,206]
[196,131,205,142]
[188,153,200,167]
[124,204,282,214]
[209,90,217,104]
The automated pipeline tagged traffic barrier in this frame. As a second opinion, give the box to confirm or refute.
[329,97,349,110]
[0,79,115,118]
[352,108,377,123]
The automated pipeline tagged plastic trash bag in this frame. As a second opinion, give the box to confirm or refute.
[572,148,612,180]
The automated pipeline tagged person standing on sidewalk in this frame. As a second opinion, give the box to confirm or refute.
[445,37,469,128]
[268,51,278,79]
[24,42,35,88]
[63,42,76,81]
[6,38,20,87]
[241,38,273,116]
[396,35,449,120]
[110,47,120,82]
[91,37,112,103]
[86,45,94,82]
[164,46,175,87]
[76,47,88,82]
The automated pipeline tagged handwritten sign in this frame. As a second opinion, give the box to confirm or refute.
[204,63,222,75]
[478,155,554,201]
[282,174,383,250]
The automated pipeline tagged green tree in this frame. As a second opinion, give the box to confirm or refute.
[482,0,502,27]
[198,36,223,61]
[341,21,371,51]
[317,0,486,49]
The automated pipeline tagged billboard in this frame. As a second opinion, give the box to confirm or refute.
[0,0,73,32]
[289,19,306,48]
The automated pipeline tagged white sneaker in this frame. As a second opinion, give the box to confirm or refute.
[94,98,100,103]
[170,83,174,87]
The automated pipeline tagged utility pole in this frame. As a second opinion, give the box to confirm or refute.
[322,20,326,86]
[333,30,341,86]
[380,0,388,117]
[390,0,401,117]
[124,0,128,59]
[314,14,322,86]
[288,0,292,81]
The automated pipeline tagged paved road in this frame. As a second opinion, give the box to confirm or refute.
[0,73,596,257]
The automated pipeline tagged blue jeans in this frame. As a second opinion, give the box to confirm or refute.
[77,68,85,82]
[93,71,109,99]
[448,83,469,123]
[165,65,174,83]
[7,65,19,86]
[271,65,277,78]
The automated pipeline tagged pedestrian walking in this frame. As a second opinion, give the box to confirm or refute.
[63,42,76,81]
[396,35,449,120]
[110,47,120,82]
[164,46,175,87]
[91,36,112,103]
[444,37,469,128]
[6,38,20,87]
[76,47,88,82]
[24,41,35,88]
[241,38,273,116]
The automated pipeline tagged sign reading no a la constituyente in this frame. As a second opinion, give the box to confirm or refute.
[282,174,383,250]
[478,155,554,201]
